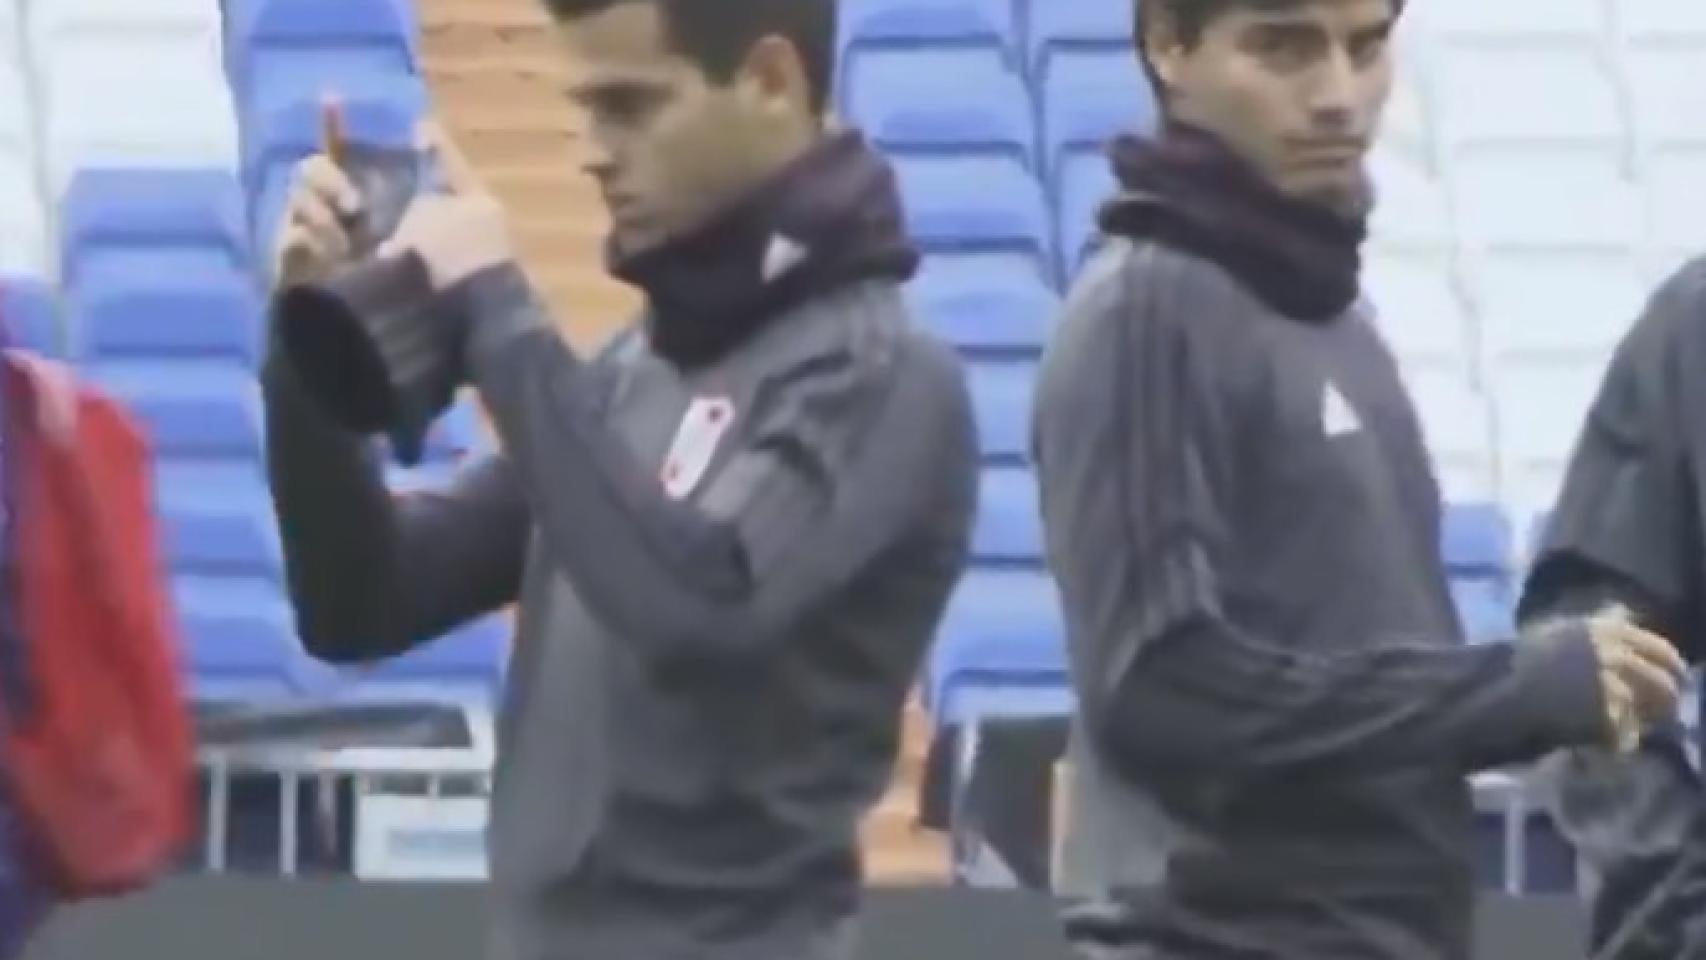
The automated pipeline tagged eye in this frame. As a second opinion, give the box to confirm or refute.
[1245,24,1323,70]
[1346,28,1390,68]
[571,83,668,127]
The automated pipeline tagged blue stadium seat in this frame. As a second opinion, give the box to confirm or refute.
[838,0,1016,58]
[83,360,264,460]
[1443,502,1513,578]
[157,461,284,581]
[965,359,1035,462]
[0,276,62,358]
[342,614,510,701]
[928,568,1069,727]
[59,169,249,287]
[908,255,1057,352]
[847,50,1035,168]
[973,466,1043,563]
[1452,579,1515,643]
[1058,151,1118,280]
[227,0,418,111]
[1443,503,1515,642]
[893,157,1053,270]
[1043,52,1156,188]
[71,265,263,366]
[1027,0,1135,77]
[175,574,327,701]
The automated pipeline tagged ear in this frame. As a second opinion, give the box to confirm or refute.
[737,34,810,116]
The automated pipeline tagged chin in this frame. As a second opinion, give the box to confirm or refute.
[1286,172,1373,219]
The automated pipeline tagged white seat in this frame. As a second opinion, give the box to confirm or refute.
[1618,0,1706,43]
[1368,146,1452,250]
[0,148,48,276]
[1491,361,1608,520]
[1416,0,1606,43]
[1430,46,1623,150]
[28,0,223,61]
[1364,251,1472,371]
[1399,366,1496,502]
[1645,147,1706,262]
[1623,45,1706,149]
[1469,252,1646,366]
[1450,147,1642,252]
[1377,65,1431,165]
[0,38,30,157]
[37,39,239,192]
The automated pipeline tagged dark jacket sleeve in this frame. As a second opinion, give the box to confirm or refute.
[1033,251,1607,786]
[263,329,529,664]
[456,263,977,669]
[1519,262,1706,658]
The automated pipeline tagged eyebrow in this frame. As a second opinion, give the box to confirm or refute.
[564,74,672,101]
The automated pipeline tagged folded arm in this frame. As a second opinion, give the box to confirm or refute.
[1036,260,1607,786]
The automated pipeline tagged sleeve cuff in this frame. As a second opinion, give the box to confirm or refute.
[453,262,551,377]
[1513,620,1609,751]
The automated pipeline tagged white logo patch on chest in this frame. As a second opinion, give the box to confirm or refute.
[1321,380,1363,438]
[661,396,736,500]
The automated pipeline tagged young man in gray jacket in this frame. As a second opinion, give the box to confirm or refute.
[1032,0,1686,957]
[263,1,978,957]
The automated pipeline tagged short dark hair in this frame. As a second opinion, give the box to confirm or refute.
[1135,0,1404,102]
[544,0,837,115]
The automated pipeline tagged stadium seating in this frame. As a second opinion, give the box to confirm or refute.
[0,276,61,357]
[226,0,420,122]
[908,255,1057,352]
[847,50,1035,169]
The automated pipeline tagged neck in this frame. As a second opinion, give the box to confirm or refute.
[1099,122,1370,323]
[610,129,919,369]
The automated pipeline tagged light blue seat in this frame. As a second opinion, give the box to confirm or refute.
[965,358,1036,462]
[157,461,285,582]
[60,168,249,288]
[908,254,1056,353]
[82,360,264,460]
[1042,51,1156,187]
[72,265,263,367]
[972,466,1043,563]
[175,574,330,701]
[1027,0,1134,77]
[893,156,1053,272]
[848,49,1035,168]
[0,276,62,358]
[227,0,418,117]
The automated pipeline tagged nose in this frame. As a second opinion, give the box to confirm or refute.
[1308,48,1358,130]
[580,133,616,182]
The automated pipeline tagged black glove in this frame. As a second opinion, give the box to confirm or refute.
[273,251,464,465]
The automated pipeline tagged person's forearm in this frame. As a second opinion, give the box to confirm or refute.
[264,338,525,662]
[1093,616,1609,784]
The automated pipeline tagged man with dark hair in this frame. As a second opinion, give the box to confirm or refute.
[1518,260,1706,960]
[264,0,979,957]
[1032,0,1687,957]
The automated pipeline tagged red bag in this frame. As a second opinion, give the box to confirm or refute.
[0,352,195,898]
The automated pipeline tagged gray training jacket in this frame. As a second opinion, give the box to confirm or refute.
[262,263,978,960]
[1034,239,1608,959]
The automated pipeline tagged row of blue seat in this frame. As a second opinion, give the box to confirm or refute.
[839,0,1131,80]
